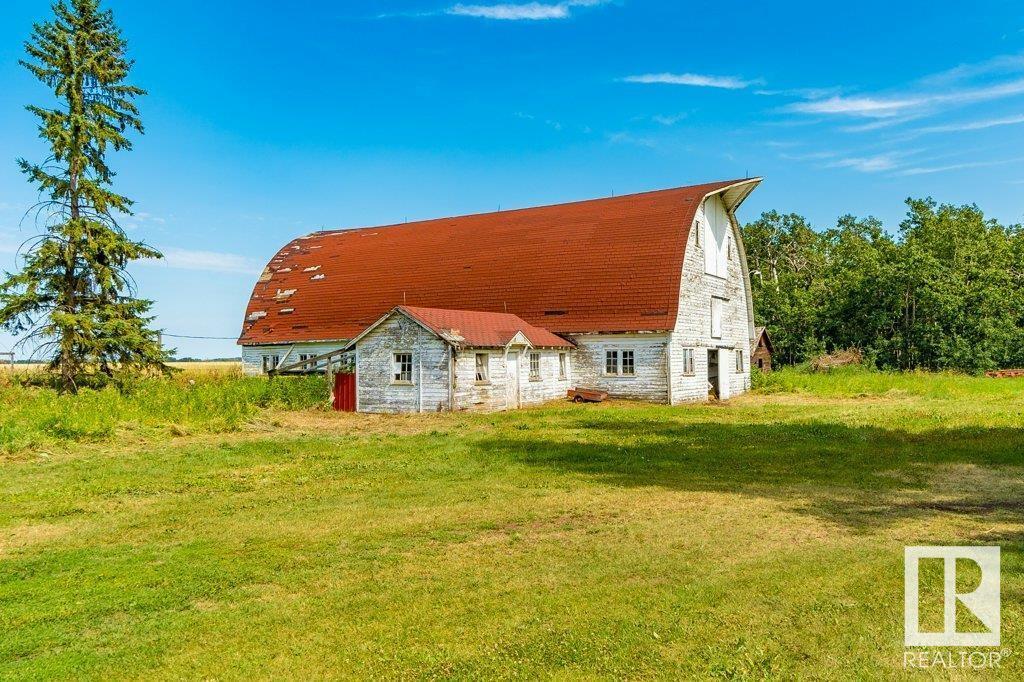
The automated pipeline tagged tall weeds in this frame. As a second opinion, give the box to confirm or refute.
[0,371,327,453]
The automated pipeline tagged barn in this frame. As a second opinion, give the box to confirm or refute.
[751,326,773,372]
[239,178,762,412]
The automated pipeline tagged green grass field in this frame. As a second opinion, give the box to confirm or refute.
[1,368,1022,679]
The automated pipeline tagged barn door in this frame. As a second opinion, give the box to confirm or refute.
[333,372,356,412]
[717,349,731,400]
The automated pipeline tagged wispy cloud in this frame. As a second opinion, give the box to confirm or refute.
[784,71,1024,122]
[606,131,658,149]
[651,113,687,126]
[622,72,761,90]
[447,0,608,20]
[920,53,1024,86]
[514,111,565,131]
[895,156,1024,176]
[779,150,837,162]
[788,95,925,119]
[143,247,261,275]
[824,153,904,173]
[912,114,1024,135]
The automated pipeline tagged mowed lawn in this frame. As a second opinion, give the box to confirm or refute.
[1,371,1023,679]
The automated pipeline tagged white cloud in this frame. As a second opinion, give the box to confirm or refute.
[785,74,1024,121]
[606,131,658,149]
[651,113,687,126]
[779,151,837,161]
[825,153,901,173]
[447,0,607,20]
[912,114,1024,135]
[623,72,760,89]
[144,247,261,275]
[920,53,1024,86]
[895,156,1024,176]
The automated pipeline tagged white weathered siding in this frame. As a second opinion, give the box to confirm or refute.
[668,194,752,403]
[515,349,573,406]
[241,341,348,376]
[453,350,507,412]
[354,315,450,413]
[453,348,572,412]
[569,334,669,402]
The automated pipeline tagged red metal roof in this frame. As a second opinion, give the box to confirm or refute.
[396,306,575,349]
[239,179,760,345]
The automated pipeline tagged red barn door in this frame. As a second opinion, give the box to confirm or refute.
[333,372,356,412]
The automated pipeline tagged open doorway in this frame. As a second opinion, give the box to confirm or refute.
[707,349,719,400]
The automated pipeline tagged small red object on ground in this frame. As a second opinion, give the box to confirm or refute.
[567,387,609,403]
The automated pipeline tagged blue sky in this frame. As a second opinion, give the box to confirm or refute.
[1,0,1023,359]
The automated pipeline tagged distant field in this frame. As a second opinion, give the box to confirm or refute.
[1,360,242,374]
[1,368,1021,678]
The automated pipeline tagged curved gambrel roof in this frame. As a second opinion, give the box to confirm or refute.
[239,178,762,345]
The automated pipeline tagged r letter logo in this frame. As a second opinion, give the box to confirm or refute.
[905,546,1000,647]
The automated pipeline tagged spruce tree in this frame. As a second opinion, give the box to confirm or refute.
[0,0,168,391]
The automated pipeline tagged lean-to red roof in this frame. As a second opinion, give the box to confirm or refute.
[395,306,574,349]
[239,179,760,345]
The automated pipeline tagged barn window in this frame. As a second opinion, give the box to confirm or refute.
[621,350,635,375]
[605,350,619,375]
[475,353,489,382]
[392,352,413,383]
[711,298,723,339]
[262,355,280,373]
[558,352,567,380]
[681,348,695,375]
[694,219,701,246]
[529,352,541,380]
[735,350,744,372]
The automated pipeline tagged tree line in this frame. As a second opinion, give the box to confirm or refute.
[742,200,1024,372]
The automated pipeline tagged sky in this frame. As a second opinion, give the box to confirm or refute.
[1,0,1023,359]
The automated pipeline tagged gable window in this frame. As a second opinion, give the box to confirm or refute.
[605,350,619,375]
[711,298,724,339]
[262,355,280,373]
[558,352,567,380]
[736,350,745,373]
[621,350,635,375]
[694,219,701,247]
[392,352,413,383]
[681,348,695,375]
[475,353,489,382]
[529,352,541,380]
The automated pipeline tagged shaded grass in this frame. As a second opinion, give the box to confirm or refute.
[1,374,1023,679]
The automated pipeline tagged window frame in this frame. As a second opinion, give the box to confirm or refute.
[603,348,637,378]
[558,352,567,380]
[392,352,413,384]
[475,352,490,384]
[529,351,541,381]
[735,349,744,373]
[681,348,695,376]
[604,349,619,376]
[711,298,724,339]
[262,354,280,373]
[621,349,635,376]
